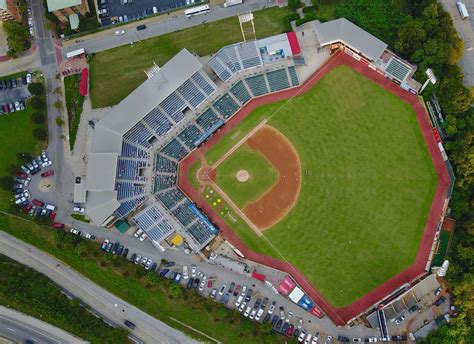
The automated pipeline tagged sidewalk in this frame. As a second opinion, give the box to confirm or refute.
[0,47,40,76]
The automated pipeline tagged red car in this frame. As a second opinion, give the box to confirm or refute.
[233,284,241,297]
[41,170,54,178]
[52,222,64,228]
[285,324,294,337]
[23,203,32,213]
[16,171,28,179]
[207,280,213,288]
[49,211,56,222]
[32,199,44,207]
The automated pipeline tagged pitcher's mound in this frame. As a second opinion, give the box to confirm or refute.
[236,169,250,182]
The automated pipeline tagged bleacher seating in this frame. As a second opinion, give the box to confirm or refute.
[196,108,220,130]
[266,68,290,92]
[212,93,240,119]
[156,187,186,209]
[121,141,148,159]
[245,74,269,97]
[143,108,173,137]
[146,220,174,242]
[155,154,177,174]
[133,206,163,229]
[191,71,216,96]
[178,124,203,149]
[238,41,262,69]
[230,80,251,104]
[161,139,188,160]
[123,122,153,149]
[187,220,215,245]
[116,181,145,201]
[153,174,176,192]
[160,92,186,123]
[116,158,146,181]
[172,201,196,226]
[177,79,206,109]
[115,196,145,218]
[288,66,299,86]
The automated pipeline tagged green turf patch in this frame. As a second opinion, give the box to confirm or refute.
[193,65,438,307]
[64,74,85,151]
[216,145,278,208]
[89,7,292,108]
[188,160,201,190]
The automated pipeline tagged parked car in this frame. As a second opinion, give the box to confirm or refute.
[150,262,157,271]
[111,242,120,254]
[221,293,230,304]
[116,244,124,255]
[145,259,153,270]
[52,222,64,228]
[136,24,146,30]
[268,301,276,314]
[101,240,110,251]
[337,335,349,342]
[298,331,306,343]
[286,324,294,337]
[159,268,169,277]
[165,261,176,267]
[124,320,135,329]
[238,301,246,312]
[122,248,129,258]
[434,296,446,306]
[134,254,142,265]
[85,233,96,240]
[130,253,136,262]
[134,228,143,238]
[394,315,405,325]
[210,288,217,299]
[191,264,196,277]
[105,242,113,252]
[73,206,85,213]
[218,284,226,295]
[139,232,147,241]
[233,284,241,297]
[207,280,213,288]
[70,228,81,236]
[228,282,235,294]
[434,287,442,296]
[115,29,125,36]
[40,170,54,178]
[245,289,252,302]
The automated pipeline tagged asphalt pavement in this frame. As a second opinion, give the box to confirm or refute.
[0,306,87,344]
[440,0,474,86]
[62,0,275,56]
[0,230,198,344]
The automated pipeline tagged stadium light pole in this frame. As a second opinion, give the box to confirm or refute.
[420,68,437,93]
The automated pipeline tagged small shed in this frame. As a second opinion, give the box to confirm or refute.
[115,219,130,233]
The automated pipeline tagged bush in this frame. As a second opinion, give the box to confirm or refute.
[28,82,45,96]
[30,96,45,110]
[296,12,318,26]
[0,176,14,190]
[288,0,302,11]
[283,13,301,32]
[303,5,318,13]
[33,128,48,141]
[31,112,46,124]
[16,152,32,164]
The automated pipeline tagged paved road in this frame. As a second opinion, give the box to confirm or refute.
[0,306,87,344]
[0,230,197,344]
[62,0,275,56]
[440,0,474,86]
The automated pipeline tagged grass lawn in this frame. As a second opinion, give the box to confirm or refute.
[0,105,44,211]
[216,144,278,208]
[0,214,284,343]
[192,65,438,307]
[64,74,85,151]
[89,6,293,108]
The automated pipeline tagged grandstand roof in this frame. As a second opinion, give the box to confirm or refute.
[92,49,204,153]
[258,33,293,58]
[314,18,387,62]
[85,190,120,226]
[85,153,118,191]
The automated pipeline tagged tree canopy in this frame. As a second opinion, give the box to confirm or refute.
[3,20,31,57]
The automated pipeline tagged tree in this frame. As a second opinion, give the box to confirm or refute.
[56,116,65,126]
[168,283,183,298]
[54,100,63,110]
[395,20,426,58]
[27,82,45,96]
[3,20,30,57]
[30,96,45,110]
[16,152,32,164]
[288,0,302,11]
[31,112,46,124]
[33,128,48,141]
[0,176,14,190]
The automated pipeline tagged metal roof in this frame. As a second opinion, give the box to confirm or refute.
[85,190,120,226]
[69,13,79,30]
[314,18,388,61]
[93,48,203,154]
[384,57,411,82]
[46,0,82,12]
[85,153,118,191]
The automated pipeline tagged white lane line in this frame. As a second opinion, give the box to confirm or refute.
[6,327,16,332]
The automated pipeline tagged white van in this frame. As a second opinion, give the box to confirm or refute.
[152,6,158,14]
[182,265,189,279]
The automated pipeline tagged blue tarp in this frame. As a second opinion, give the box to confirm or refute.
[188,203,219,235]
[297,294,314,311]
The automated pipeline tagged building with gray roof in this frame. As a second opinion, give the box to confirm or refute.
[314,18,388,62]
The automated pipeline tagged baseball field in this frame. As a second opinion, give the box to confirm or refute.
[191,65,438,307]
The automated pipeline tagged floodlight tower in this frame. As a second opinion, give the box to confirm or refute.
[238,12,256,42]
[420,68,437,93]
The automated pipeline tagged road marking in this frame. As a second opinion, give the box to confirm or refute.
[467,47,473,51]
[6,327,16,332]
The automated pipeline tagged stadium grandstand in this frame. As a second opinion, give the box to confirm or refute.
[83,18,422,252]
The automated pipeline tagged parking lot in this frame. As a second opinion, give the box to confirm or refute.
[99,0,190,26]
[0,74,32,114]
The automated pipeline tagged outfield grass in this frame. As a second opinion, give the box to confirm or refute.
[193,66,438,307]
[89,7,293,108]
[216,145,278,208]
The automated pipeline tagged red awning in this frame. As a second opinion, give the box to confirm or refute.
[79,68,88,97]
[251,271,266,282]
[310,305,324,318]
[286,31,301,55]
[277,276,296,296]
